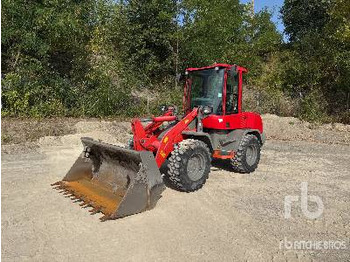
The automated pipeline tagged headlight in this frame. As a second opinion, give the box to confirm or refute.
[203,106,213,115]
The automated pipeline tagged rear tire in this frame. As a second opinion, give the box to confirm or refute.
[166,139,211,192]
[231,134,261,173]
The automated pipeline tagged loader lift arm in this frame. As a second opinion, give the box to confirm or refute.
[132,107,200,168]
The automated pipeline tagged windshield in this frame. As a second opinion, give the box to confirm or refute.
[189,68,224,114]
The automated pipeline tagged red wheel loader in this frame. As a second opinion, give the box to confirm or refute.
[52,63,265,220]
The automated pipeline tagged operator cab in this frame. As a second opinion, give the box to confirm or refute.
[184,63,247,116]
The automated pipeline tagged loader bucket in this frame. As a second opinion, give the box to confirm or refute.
[52,137,165,221]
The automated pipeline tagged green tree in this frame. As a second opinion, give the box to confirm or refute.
[280,0,350,122]
[227,8,282,79]
[2,0,95,116]
[181,0,244,67]
[281,0,332,42]
[181,1,281,80]
[121,0,177,82]
[326,0,350,104]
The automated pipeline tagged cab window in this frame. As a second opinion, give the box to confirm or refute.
[225,69,239,114]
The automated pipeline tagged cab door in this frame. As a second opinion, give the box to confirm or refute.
[225,68,239,115]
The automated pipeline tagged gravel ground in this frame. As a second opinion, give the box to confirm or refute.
[2,115,350,261]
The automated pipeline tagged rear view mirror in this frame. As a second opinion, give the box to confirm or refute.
[160,104,167,113]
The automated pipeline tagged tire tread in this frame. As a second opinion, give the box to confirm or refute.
[231,134,261,173]
[166,139,211,192]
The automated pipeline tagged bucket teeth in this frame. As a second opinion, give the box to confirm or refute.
[80,200,92,208]
[51,179,115,220]
[52,183,65,190]
[89,207,101,215]
[100,215,110,222]
[79,202,87,207]
[82,201,94,208]
[51,181,66,189]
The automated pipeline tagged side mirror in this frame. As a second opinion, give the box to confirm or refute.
[160,105,167,113]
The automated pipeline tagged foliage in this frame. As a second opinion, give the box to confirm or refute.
[281,0,332,42]
[1,0,349,123]
[2,0,94,116]
[180,0,244,67]
[280,0,350,123]
[122,0,177,81]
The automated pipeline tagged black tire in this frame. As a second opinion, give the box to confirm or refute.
[231,134,261,173]
[166,139,211,192]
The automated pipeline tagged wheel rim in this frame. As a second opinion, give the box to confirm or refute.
[246,144,258,166]
[187,152,206,181]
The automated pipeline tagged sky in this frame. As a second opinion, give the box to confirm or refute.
[241,0,285,35]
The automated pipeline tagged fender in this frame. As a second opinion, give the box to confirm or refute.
[182,131,214,152]
[209,128,265,154]
[225,129,265,151]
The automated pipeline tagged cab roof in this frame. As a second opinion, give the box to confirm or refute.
[186,63,248,73]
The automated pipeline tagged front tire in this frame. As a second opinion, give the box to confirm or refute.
[231,134,261,173]
[166,139,211,192]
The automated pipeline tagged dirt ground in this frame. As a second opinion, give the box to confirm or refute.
[2,115,350,261]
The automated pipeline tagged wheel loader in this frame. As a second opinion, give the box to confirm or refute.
[52,63,265,220]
